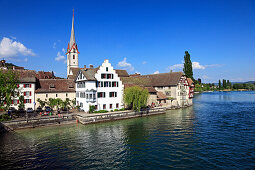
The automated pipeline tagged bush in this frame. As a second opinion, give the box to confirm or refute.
[89,105,96,113]
[119,108,125,111]
[0,114,12,121]
[93,110,108,113]
[114,109,119,112]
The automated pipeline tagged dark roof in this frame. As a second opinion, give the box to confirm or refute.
[187,78,194,86]
[121,72,184,87]
[145,87,157,93]
[80,67,99,81]
[35,79,75,93]
[15,70,36,83]
[68,67,81,79]
[36,71,54,79]
[115,69,129,77]
[157,92,167,99]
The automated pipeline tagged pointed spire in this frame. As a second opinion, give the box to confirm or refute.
[69,9,76,47]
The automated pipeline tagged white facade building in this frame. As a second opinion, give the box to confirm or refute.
[76,59,124,112]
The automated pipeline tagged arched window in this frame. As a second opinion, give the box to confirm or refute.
[73,55,75,59]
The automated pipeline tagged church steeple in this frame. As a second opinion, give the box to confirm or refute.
[69,9,76,48]
[67,9,79,78]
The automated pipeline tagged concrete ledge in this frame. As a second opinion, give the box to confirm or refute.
[76,108,166,125]
[2,114,76,131]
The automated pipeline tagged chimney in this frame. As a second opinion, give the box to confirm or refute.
[89,64,93,68]
[170,70,173,73]
[84,65,86,68]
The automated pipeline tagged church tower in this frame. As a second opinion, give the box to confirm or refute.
[67,10,79,78]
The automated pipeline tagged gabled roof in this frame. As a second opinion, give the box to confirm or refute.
[121,72,185,87]
[68,67,81,80]
[14,70,37,83]
[187,78,194,86]
[157,92,167,99]
[115,69,129,77]
[35,79,75,93]
[79,67,99,81]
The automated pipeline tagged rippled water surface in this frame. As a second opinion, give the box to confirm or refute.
[0,91,255,169]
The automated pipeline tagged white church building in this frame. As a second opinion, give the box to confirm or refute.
[66,12,124,112]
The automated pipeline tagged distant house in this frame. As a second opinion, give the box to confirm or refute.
[75,59,124,112]
[121,72,191,107]
[187,78,195,101]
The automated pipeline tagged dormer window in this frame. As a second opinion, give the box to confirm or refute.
[49,84,55,88]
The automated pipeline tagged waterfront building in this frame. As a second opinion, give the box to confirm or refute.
[75,59,124,112]
[187,78,194,104]
[10,70,37,110]
[35,79,75,108]
[121,72,191,107]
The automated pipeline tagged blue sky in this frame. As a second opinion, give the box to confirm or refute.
[0,0,255,83]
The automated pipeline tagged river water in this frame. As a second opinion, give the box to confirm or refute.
[0,91,254,169]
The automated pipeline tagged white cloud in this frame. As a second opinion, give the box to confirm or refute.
[135,71,141,74]
[24,58,28,62]
[169,63,183,71]
[62,48,65,53]
[168,61,214,71]
[117,57,134,71]
[153,70,159,74]
[0,37,35,58]
[10,36,16,40]
[142,61,147,65]
[192,62,205,70]
[55,52,65,61]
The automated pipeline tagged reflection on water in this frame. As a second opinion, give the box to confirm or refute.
[0,91,255,169]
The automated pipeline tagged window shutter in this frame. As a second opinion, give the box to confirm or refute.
[12,100,13,104]
[17,84,19,88]
[29,84,31,88]
[24,99,26,104]
[30,92,31,96]
[24,84,25,88]
[29,99,31,103]
[17,100,19,104]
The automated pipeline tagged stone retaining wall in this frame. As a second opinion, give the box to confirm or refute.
[2,114,76,131]
[77,108,166,125]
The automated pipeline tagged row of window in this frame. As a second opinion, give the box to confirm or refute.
[10,99,32,104]
[76,92,117,98]
[79,103,119,110]
[17,84,32,88]
[78,92,96,99]
[97,81,119,87]
[45,93,69,98]
[77,82,85,88]
[101,74,114,79]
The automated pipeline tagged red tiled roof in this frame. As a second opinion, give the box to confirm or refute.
[157,92,167,99]
[35,79,75,93]
[187,78,194,86]
[116,69,129,77]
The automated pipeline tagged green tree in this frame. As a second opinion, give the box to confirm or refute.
[18,95,25,109]
[55,98,63,110]
[0,70,19,110]
[47,98,56,110]
[218,80,222,90]
[183,51,194,81]
[37,98,46,108]
[222,79,227,89]
[124,86,149,111]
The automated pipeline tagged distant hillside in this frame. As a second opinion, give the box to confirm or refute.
[5,62,18,69]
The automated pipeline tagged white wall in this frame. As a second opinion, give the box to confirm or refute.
[10,83,36,110]
[76,59,124,112]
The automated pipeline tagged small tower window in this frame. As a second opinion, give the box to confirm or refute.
[106,67,108,72]
[73,55,75,59]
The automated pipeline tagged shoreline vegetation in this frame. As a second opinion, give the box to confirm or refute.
[194,79,255,93]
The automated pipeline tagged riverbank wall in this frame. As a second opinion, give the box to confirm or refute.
[76,108,166,125]
[1,114,76,131]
